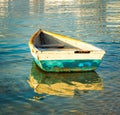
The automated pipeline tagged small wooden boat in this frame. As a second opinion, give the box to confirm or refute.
[29,29,105,72]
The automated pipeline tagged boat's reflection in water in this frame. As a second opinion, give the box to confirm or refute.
[28,61,103,97]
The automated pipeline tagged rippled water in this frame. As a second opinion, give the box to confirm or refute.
[0,0,120,114]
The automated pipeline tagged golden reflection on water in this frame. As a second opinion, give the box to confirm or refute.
[106,1,120,23]
[28,0,120,40]
[0,0,8,17]
[28,62,103,97]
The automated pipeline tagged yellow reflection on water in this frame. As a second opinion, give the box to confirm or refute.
[106,1,120,23]
[0,0,8,17]
[29,0,100,15]
[28,62,103,97]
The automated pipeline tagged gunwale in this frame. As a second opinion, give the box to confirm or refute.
[29,29,104,52]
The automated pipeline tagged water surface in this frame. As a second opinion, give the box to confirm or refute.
[0,0,120,114]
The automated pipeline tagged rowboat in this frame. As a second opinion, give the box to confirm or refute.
[29,29,105,72]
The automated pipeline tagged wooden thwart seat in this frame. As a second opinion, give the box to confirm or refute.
[39,44,64,48]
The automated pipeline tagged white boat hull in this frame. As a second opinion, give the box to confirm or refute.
[29,29,105,72]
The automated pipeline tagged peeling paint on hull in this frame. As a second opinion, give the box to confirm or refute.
[34,58,101,72]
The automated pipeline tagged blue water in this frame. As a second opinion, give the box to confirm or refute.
[0,0,120,114]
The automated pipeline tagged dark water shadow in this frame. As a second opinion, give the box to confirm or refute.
[28,61,103,97]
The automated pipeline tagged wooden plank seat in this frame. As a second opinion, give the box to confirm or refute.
[39,44,64,48]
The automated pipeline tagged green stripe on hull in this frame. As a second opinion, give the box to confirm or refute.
[34,58,101,72]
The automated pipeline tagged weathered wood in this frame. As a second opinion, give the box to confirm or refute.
[39,44,64,48]
[29,29,105,72]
